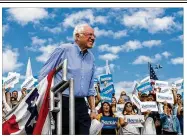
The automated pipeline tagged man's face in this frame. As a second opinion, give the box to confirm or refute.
[12,92,18,99]
[77,26,95,49]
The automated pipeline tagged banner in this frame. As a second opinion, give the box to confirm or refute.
[140,76,150,84]
[100,74,113,84]
[116,104,124,114]
[155,80,168,88]
[125,115,145,127]
[136,82,153,93]
[100,116,118,129]
[160,86,171,94]
[156,93,174,104]
[131,94,141,109]
[174,79,184,90]
[101,84,115,95]
[94,78,99,83]
[3,72,20,89]
[21,76,38,89]
[100,92,112,103]
[141,102,158,112]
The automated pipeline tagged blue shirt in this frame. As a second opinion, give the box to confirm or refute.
[160,114,181,134]
[38,43,96,97]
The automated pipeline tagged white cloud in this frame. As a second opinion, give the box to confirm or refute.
[171,57,183,65]
[142,40,162,48]
[99,53,119,61]
[3,47,23,73]
[3,24,9,37]
[123,8,177,34]
[162,51,172,58]
[95,64,115,76]
[98,44,122,54]
[7,8,48,25]
[177,10,183,17]
[94,27,127,39]
[132,53,162,64]
[36,44,58,63]
[43,26,62,34]
[63,9,107,28]
[178,35,183,41]
[122,40,142,52]
[32,36,47,46]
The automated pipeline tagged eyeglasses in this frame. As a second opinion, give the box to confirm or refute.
[80,32,96,38]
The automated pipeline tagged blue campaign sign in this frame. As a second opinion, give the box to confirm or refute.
[100,92,112,103]
[101,84,115,95]
[100,116,118,129]
[100,74,113,84]
[136,82,153,93]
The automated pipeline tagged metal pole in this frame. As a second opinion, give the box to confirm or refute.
[63,59,68,81]
[69,78,75,135]
[57,92,62,135]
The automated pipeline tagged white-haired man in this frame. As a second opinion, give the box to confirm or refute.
[39,24,96,135]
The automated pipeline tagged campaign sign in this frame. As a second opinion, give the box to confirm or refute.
[100,92,112,103]
[156,93,174,104]
[125,115,145,127]
[101,84,115,95]
[155,80,168,88]
[141,102,158,112]
[140,76,150,84]
[174,79,184,90]
[160,86,171,94]
[21,76,38,89]
[136,82,153,93]
[131,94,141,109]
[116,104,124,114]
[100,74,113,84]
[3,72,20,89]
[132,81,139,94]
[100,116,118,129]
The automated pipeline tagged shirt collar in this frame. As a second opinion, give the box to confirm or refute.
[74,43,89,56]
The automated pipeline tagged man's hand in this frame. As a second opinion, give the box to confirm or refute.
[90,112,97,120]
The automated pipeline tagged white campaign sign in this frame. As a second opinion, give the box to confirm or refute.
[155,80,168,88]
[116,104,124,114]
[131,94,141,109]
[125,115,145,127]
[3,72,20,89]
[174,79,183,90]
[156,92,174,104]
[21,76,37,89]
[160,86,171,94]
[141,102,158,112]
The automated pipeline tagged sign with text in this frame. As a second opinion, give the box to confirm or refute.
[100,74,113,84]
[156,92,174,104]
[3,72,20,89]
[174,79,184,90]
[131,94,141,109]
[160,86,171,94]
[125,115,145,127]
[101,84,115,95]
[136,82,153,93]
[100,116,118,129]
[141,102,158,112]
[100,92,112,103]
[155,80,168,88]
[132,81,139,95]
[116,104,124,114]
[21,76,38,90]
[90,119,104,135]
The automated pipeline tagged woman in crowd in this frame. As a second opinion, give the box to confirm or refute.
[111,97,117,113]
[119,102,140,135]
[96,102,119,135]
[160,103,181,135]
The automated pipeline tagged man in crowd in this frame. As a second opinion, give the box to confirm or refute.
[39,24,96,135]
[11,90,19,108]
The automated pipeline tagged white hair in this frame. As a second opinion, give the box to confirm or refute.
[73,24,90,40]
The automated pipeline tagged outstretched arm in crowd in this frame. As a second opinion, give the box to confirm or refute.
[119,117,128,127]
[172,88,178,105]
[95,83,101,107]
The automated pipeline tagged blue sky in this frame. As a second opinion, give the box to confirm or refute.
[2,8,183,98]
